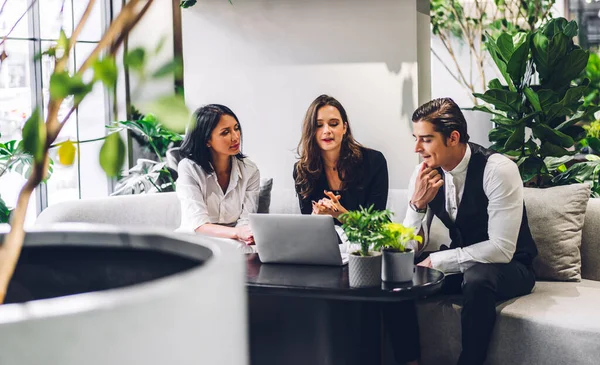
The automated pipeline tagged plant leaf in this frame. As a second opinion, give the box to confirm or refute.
[506,40,529,84]
[532,124,574,148]
[520,156,545,183]
[588,137,600,152]
[99,133,126,177]
[140,95,190,134]
[487,78,503,90]
[93,57,118,88]
[151,57,183,79]
[473,89,520,113]
[57,140,77,166]
[539,141,571,157]
[0,195,10,224]
[504,123,525,150]
[524,87,542,112]
[125,48,146,72]
[496,33,515,62]
[22,108,46,164]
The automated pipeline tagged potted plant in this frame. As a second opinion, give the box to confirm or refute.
[473,17,600,189]
[340,206,390,288]
[376,223,422,283]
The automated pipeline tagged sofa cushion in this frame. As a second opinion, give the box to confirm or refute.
[524,184,590,281]
[257,178,273,213]
[581,198,600,281]
[417,279,600,365]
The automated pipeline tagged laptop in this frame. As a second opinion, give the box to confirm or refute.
[249,214,349,266]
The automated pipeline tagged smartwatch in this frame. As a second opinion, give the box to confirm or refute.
[409,201,427,214]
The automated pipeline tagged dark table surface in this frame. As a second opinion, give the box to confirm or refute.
[245,253,445,302]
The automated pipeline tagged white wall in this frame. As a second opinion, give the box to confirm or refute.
[181,0,429,190]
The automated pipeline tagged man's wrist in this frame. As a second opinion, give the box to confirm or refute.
[409,200,427,213]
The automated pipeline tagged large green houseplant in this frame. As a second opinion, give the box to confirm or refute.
[340,206,390,288]
[473,17,600,189]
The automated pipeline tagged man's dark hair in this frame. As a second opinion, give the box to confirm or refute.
[412,97,470,144]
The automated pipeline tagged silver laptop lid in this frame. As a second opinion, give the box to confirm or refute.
[249,214,344,266]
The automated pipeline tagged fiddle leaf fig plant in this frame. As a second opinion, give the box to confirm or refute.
[473,18,599,187]
[339,205,391,257]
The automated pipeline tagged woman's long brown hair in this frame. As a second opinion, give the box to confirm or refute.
[295,95,363,199]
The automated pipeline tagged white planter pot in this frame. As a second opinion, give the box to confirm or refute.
[0,224,248,365]
[381,249,415,282]
[348,251,382,288]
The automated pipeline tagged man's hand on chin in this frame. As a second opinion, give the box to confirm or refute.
[417,256,432,268]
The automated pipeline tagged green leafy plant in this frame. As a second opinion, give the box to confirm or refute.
[473,17,599,187]
[578,119,600,155]
[374,223,422,253]
[549,154,600,197]
[431,0,555,105]
[585,120,600,140]
[108,111,182,194]
[576,52,600,109]
[340,205,391,257]
[112,160,175,195]
[0,140,54,223]
[109,111,183,160]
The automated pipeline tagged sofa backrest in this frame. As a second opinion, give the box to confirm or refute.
[35,188,600,281]
[36,192,182,230]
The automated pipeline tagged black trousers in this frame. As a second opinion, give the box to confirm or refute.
[383,260,536,365]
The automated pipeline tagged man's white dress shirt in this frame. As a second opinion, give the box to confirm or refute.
[175,157,260,233]
[403,145,524,274]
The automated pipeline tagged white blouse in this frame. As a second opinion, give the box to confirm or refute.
[175,157,260,233]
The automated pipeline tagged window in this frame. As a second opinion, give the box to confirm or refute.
[1,0,113,224]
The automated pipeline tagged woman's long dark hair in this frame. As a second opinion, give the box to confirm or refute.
[295,95,363,199]
[179,104,245,174]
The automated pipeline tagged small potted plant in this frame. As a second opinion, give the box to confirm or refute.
[376,223,422,282]
[340,205,391,288]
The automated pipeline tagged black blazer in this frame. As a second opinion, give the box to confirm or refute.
[293,148,389,218]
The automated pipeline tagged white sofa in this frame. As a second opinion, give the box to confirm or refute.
[36,189,600,365]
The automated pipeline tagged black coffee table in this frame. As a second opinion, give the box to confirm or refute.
[245,254,445,365]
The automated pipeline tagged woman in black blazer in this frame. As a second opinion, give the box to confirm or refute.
[293,94,389,221]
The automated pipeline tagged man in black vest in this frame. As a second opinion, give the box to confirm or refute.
[387,98,538,365]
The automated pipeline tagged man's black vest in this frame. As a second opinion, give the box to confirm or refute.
[428,143,538,265]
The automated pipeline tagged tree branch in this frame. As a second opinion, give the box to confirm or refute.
[438,31,474,95]
[0,0,9,17]
[0,154,46,303]
[431,47,464,85]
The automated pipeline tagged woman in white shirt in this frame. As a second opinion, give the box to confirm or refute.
[176,104,260,245]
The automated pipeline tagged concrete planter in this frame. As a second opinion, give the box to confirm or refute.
[348,251,382,288]
[381,248,415,282]
[0,224,247,365]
